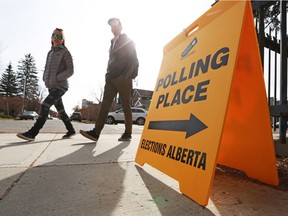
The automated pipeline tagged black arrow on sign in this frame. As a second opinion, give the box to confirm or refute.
[148,113,207,139]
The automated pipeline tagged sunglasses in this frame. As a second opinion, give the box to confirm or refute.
[52,33,63,40]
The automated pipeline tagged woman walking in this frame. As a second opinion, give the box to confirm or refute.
[17,28,75,141]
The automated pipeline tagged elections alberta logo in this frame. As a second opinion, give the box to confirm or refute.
[181,37,198,58]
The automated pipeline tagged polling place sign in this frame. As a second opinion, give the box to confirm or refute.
[135,0,279,206]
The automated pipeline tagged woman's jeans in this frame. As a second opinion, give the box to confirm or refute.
[29,88,74,136]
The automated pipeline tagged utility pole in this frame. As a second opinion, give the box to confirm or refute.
[22,76,27,112]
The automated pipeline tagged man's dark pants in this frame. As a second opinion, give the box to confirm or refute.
[94,76,132,136]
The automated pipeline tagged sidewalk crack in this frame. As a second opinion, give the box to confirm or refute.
[0,135,56,201]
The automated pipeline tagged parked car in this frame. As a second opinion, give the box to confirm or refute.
[19,111,38,120]
[106,107,148,125]
[70,112,82,122]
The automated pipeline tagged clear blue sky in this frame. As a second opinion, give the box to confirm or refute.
[0,0,215,114]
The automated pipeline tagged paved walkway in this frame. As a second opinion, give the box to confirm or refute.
[0,131,287,215]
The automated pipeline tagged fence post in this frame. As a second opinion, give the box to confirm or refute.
[280,0,287,144]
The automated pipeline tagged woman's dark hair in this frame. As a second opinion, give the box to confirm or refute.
[51,28,65,46]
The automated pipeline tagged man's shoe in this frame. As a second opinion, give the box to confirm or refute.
[17,131,35,141]
[62,130,76,139]
[118,133,132,141]
[79,129,99,141]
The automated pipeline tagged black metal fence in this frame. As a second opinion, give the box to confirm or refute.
[254,1,288,149]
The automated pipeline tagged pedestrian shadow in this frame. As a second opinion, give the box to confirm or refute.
[0,139,131,216]
[0,136,216,216]
[0,141,39,149]
[2,138,64,149]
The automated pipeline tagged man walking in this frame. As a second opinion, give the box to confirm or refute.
[80,18,139,141]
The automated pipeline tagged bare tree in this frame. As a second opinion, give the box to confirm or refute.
[253,1,281,31]
[73,105,80,112]
[90,87,104,103]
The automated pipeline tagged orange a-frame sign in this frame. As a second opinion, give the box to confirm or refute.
[135,0,279,206]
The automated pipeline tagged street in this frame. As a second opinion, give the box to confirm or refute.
[0,119,144,135]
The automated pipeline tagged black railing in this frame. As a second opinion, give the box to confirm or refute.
[254,1,288,145]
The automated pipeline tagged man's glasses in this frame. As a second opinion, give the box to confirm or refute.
[52,33,63,40]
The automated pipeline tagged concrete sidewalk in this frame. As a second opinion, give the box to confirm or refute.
[0,133,287,216]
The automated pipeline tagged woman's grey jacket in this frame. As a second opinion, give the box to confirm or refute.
[43,45,74,91]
